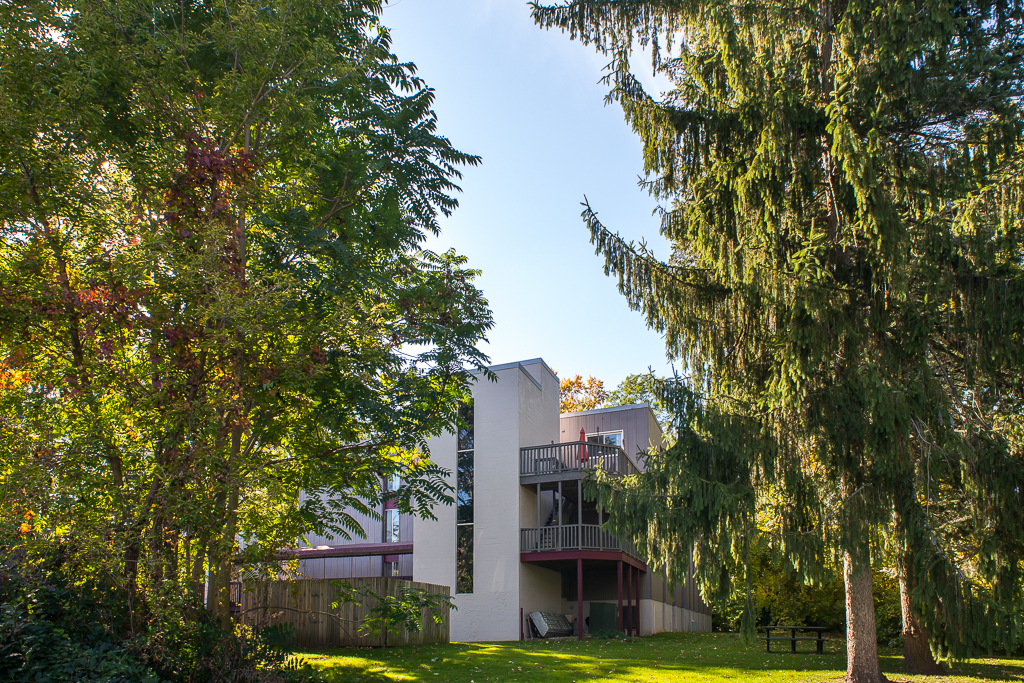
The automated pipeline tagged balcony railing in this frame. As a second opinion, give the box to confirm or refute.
[520,442,638,478]
[520,524,640,559]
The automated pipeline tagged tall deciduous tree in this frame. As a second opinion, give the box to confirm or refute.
[559,373,608,413]
[607,372,672,429]
[0,0,491,629]
[533,0,1024,680]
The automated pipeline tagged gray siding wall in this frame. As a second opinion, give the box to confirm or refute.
[558,404,709,617]
[559,404,662,468]
[296,490,415,580]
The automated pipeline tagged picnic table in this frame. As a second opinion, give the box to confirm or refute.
[764,625,828,654]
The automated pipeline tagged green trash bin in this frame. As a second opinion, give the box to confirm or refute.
[588,602,617,632]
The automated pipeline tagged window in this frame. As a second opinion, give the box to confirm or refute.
[384,474,401,492]
[456,525,473,593]
[587,431,623,448]
[456,400,474,594]
[458,401,474,451]
[457,450,474,524]
[384,560,400,577]
[385,509,400,543]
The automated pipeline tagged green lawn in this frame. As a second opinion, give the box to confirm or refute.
[296,632,1024,683]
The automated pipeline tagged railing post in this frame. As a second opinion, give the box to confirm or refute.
[577,479,583,546]
[536,483,541,530]
[557,481,562,551]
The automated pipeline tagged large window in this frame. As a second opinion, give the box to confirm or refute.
[456,400,474,594]
[385,509,400,543]
[586,431,623,448]
[384,475,401,543]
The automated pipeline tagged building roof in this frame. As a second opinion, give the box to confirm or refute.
[560,402,656,419]
[472,357,557,390]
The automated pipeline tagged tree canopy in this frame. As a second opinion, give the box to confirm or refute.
[606,372,672,428]
[559,373,608,413]
[532,0,1024,680]
[1,0,491,639]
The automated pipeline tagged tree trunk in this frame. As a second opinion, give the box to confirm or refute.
[206,421,242,627]
[844,548,888,683]
[218,483,240,626]
[900,561,944,674]
[190,537,207,603]
[207,492,239,628]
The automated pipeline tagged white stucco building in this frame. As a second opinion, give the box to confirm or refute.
[294,358,712,641]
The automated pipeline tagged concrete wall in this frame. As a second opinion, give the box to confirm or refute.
[638,601,712,635]
[554,598,710,637]
[557,561,711,637]
[413,429,457,589]
[456,363,521,642]
[416,358,558,642]
[519,564,562,635]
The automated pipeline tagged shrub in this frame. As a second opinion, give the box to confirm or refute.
[709,540,904,645]
[0,544,321,683]
[0,550,158,683]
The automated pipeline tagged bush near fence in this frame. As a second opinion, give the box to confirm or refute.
[240,578,450,648]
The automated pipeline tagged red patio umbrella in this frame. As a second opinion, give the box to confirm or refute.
[579,427,588,463]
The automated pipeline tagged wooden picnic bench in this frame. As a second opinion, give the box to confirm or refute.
[764,625,827,654]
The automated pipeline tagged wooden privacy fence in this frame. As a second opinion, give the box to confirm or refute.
[239,578,450,648]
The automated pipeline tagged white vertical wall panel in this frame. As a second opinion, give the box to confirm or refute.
[415,359,559,642]
[452,363,520,642]
[414,429,457,589]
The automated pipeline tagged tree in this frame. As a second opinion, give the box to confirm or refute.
[331,581,456,648]
[558,373,608,413]
[532,1,1024,681]
[606,372,671,429]
[0,0,491,635]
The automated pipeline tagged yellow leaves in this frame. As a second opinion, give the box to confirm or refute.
[8,506,35,535]
[558,373,608,413]
[0,358,31,391]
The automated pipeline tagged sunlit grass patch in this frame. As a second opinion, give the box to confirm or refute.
[296,631,1024,683]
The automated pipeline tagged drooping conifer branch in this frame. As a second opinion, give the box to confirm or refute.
[536,0,1024,678]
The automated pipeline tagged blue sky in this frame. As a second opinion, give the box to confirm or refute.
[382,0,677,389]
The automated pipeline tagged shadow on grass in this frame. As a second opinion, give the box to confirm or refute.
[297,632,1024,683]
[878,650,1024,682]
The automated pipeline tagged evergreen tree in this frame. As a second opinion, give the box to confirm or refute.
[532,1,1024,681]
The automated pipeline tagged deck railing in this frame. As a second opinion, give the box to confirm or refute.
[520,524,640,559]
[520,442,638,478]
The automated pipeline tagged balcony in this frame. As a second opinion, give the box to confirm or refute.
[520,441,639,484]
[520,524,642,562]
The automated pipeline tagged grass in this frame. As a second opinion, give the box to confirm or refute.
[295,632,1024,683]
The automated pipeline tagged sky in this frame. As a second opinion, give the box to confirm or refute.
[381,0,677,389]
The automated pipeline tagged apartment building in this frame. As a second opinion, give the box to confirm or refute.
[294,358,711,641]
